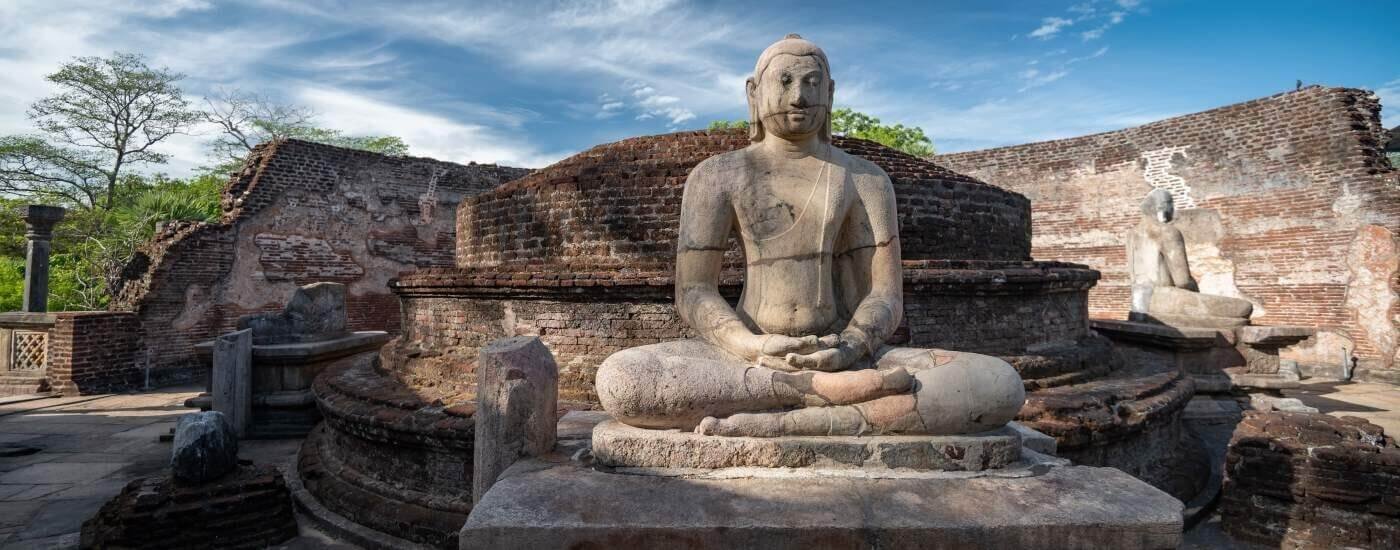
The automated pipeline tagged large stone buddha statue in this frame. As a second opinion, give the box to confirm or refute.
[1127,189,1253,327]
[595,35,1025,438]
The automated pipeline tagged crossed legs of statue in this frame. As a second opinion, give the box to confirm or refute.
[596,339,1026,437]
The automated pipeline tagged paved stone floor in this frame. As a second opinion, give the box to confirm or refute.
[0,386,349,549]
[0,379,1395,549]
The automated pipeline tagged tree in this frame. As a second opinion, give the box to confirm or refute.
[201,89,409,175]
[831,108,934,157]
[707,108,935,157]
[0,53,200,211]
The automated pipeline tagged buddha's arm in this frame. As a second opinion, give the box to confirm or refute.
[674,165,763,361]
[1162,228,1198,291]
[840,175,903,356]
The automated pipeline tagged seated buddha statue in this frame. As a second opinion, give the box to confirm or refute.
[594,35,1026,438]
[1127,189,1253,327]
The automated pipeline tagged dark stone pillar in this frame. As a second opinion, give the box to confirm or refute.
[20,205,65,313]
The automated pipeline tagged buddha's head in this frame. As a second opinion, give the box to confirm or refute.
[1141,188,1176,223]
[746,34,833,143]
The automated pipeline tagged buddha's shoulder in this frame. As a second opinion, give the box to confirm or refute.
[691,149,752,177]
[832,148,891,187]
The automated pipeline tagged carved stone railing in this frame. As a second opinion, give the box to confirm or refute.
[0,313,56,374]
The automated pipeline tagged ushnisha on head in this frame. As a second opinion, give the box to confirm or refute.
[746,34,834,143]
[1141,188,1176,223]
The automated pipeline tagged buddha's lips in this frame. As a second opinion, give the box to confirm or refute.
[763,107,825,118]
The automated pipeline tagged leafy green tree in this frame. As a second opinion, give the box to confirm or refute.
[707,119,750,131]
[201,88,409,176]
[0,53,200,211]
[707,108,935,157]
[831,108,934,157]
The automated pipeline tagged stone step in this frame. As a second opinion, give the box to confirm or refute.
[0,378,50,397]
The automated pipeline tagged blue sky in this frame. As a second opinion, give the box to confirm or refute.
[0,0,1396,174]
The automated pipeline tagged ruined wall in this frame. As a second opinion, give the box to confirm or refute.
[48,311,142,395]
[937,87,1400,381]
[111,139,529,383]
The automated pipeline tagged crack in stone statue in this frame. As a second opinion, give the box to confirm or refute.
[1128,189,1253,327]
[595,35,1026,437]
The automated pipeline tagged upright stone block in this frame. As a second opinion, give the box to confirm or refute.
[212,329,253,437]
[473,336,557,504]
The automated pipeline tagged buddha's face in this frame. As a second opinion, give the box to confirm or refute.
[1144,191,1175,223]
[748,54,832,140]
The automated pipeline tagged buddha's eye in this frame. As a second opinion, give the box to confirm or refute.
[781,74,792,86]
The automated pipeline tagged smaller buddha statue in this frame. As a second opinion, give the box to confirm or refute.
[1127,189,1253,327]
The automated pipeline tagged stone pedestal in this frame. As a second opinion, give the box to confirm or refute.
[1091,319,1313,394]
[592,420,1023,471]
[462,454,1183,549]
[193,331,391,438]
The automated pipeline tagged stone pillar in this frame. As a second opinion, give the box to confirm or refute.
[20,205,65,313]
[212,329,253,437]
[473,336,558,504]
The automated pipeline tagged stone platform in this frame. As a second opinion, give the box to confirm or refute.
[462,454,1184,549]
[1091,319,1312,394]
[592,420,1023,471]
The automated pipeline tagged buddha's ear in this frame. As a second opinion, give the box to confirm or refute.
[746,77,764,142]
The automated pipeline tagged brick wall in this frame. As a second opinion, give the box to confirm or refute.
[48,311,142,395]
[110,139,529,384]
[937,87,1400,379]
[391,260,1099,401]
[1222,412,1400,548]
[457,130,1033,270]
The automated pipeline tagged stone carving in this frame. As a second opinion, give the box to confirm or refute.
[236,282,348,345]
[595,35,1025,438]
[1127,189,1253,327]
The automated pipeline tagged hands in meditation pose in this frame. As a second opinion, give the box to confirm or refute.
[595,35,1025,437]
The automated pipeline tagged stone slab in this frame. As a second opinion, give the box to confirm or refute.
[1227,371,1302,390]
[1237,325,1313,346]
[194,331,391,365]
[592,419,1022,471]
[1007,421,1056,455]
[461,457,1183,549]
[1090,319,1227,349]
[211,329,253,437]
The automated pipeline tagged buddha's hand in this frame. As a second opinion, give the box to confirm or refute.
[741,334,828,370]
[782,334,862,372]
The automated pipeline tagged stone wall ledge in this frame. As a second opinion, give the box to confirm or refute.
[392,260,1099,298]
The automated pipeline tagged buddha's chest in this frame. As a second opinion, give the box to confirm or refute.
[732,169,850,245]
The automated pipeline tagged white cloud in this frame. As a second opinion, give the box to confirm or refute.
[1029,17,1073,40]
[1017,70,1069,92]
[1067,47,1110,65]
[1377,78,1400,127]
[1116,0,1142,8]
[297,86,564,168]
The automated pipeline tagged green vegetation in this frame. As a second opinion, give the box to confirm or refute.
[708,107,935,157]
[0,53,409,311]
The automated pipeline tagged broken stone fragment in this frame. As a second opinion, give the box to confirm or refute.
[171,411,239,484]
[236,281,348,345]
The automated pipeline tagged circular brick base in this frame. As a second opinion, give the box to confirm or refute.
[591,420,1023,471]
